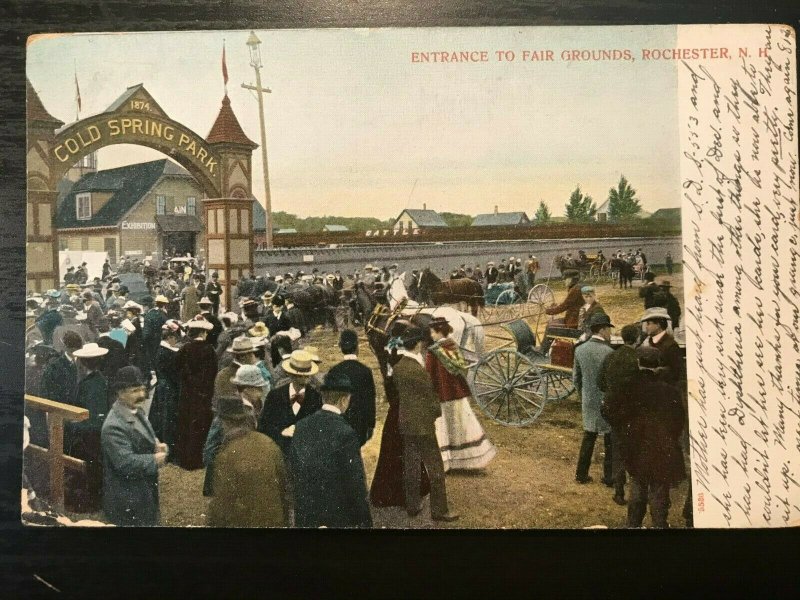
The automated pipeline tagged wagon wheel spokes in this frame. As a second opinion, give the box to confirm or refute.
[470,349,543,426]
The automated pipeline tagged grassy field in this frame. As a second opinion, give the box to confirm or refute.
[154,267,687,529]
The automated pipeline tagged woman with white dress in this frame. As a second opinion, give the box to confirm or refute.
[425,317,496,471]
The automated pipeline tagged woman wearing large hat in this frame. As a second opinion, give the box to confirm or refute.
[66,342,110,512]
[174,315,218,469]
[426,317,496,471]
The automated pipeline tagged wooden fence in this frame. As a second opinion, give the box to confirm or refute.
[24,394,89,510]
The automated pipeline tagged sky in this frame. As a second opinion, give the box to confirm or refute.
[27,26,680,220]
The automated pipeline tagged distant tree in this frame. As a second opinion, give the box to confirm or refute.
[607,176,641,221]
[564,186,597,223]
[439,212,474,228]
[534,201,551,224]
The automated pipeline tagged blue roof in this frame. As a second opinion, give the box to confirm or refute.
[472,212,530,226]
[252,199,266,230]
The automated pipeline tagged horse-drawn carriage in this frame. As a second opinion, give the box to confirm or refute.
[553,253,611,283]
[468,317,578,427]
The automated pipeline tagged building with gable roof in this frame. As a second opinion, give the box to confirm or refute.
[392,204,448,233]
[56,158,206,263]
[472,206,530,227]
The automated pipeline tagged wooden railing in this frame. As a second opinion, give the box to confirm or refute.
[25,394,89,510]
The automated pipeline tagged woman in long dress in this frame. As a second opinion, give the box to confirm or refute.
[426,317,496,471]
[369,321,430,507]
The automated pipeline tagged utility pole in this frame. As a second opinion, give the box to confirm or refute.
[244,31,274,249]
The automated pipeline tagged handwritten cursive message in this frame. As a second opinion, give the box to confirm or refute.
[680,24,799,527]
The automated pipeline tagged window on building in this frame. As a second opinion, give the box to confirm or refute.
[76,193,91,220]
[187,196,196,216]
[156,195,166,215]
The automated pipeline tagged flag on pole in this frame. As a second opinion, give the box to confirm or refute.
[74,68,81,118]
[222,41,229,93]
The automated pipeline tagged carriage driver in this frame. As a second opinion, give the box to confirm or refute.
[541,269,584,355]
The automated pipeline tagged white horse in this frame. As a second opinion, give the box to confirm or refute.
[387,274,485,356]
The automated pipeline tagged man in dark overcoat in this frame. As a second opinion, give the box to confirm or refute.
[602,346,686,528]
[326,330,376,446]
[291,372,372,528]
[638,271,660,309]
[174,316,218,470]
[262,295,291,336]
[394,327,459,522]
[102,366,168,526]
[599,324,641,505]
[39,330,83,407]
[638,308,683,387]
[36,292,63,345]
[67,342,110,512]
[198,296,223,348]
[283,295,308,337]
[257,350,322,456]
[657,281,681,329]
[96,317,128,382]
[143,295,169,373]
[205,272,223,315]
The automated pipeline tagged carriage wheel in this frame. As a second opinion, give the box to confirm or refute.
[527,284,554,306]
[495,289,524,322]
[470,348,546,426]
[588,264,600,283]
[525,349,576,403]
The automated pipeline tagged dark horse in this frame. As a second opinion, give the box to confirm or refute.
[355,284,432,388]
[285,283,339,331]
[417,268,484,317]
[609,258,635,289]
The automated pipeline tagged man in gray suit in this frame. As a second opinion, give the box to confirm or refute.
[101,366,168,526]
[573,312,615,485]
[394,326,459,522]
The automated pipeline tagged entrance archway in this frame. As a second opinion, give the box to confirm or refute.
[27,81,258,309]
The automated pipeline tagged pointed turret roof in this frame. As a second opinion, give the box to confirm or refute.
[27,79,63,127]
[206,95,257,148]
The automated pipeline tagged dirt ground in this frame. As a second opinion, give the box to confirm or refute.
[154,266,687,529]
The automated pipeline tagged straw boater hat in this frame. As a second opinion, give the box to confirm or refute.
[222,311,239,325]
[261,290,274,302]
[230,364,269,387]
[66,284,81,292]
[248,322,270,338]
[198,296,213,306]
[186,315,214,330]
[73,342,109,358]
[155,295,170,305]
[282,349,319,376]
[301,346,321,363]
[228,336,256,355]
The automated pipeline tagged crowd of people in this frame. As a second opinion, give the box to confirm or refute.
[536,264,689,528]
[24,255,505,527]
[24,245,685,528]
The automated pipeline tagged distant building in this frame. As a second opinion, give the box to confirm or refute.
[472,206,530,227]
[323,224,349,232]
[276,228,298,235]
[596,199,651,222]
[649,207,681,224]
[56,159,205,263]
[392,204,448,233]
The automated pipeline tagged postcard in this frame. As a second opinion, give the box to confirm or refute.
[23,24,797,528]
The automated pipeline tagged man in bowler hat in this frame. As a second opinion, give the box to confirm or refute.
[326,330,376,446]
[101,366,168,526]
[291,372,373,528]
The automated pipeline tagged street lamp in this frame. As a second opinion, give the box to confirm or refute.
[245,31,273,249]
